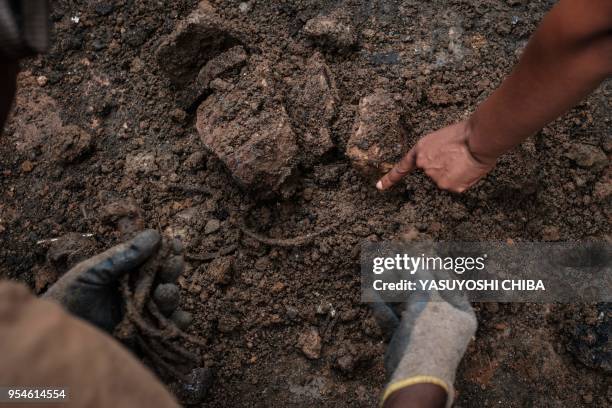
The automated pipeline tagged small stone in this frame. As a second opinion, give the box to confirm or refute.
[217,315,238,333]
[52,125,93,164]
[21,160,34,173]
[170,108,187,122]
[171,310,194,330]
[189,283,202,294]
[184,151,206,171]
[582,393,593,404]
[271,281,285,293]
[36,75,48,87]
[303,14,357,50]
[303,187,314,201]
[124,152,158,176]
[335,354,356,373]
[285,306,299,320]
[204,219,221,234]
[541,226,561,241]
[159,255,185,283]
[238,2,252,14]
[207,255,233,284]
[153,283,180,315]
[297,327,322,359]
[565,144,608,171]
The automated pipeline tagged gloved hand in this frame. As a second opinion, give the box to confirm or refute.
[371,288,477,408]
[43,229,161,332]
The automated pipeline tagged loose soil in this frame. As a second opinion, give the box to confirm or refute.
[1,1,610,407]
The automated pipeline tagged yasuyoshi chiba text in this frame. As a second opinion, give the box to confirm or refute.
[373,279,546,292]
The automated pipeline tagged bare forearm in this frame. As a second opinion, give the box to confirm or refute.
[467,0,612,162]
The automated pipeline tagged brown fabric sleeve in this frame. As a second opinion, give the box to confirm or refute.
[0,281,180,408]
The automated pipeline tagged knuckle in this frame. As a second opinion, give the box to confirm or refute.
[415,154,426,168]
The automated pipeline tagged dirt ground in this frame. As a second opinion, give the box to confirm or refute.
[1,0,610,407]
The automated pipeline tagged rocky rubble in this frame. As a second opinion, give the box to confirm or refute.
[346,90,409,176]
[158,1,409,195]
[285,52,338,165]
[194,51,340,195]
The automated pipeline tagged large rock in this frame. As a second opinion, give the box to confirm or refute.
[156,1,240,88]
[347,90,409,176]
[196,61,299,194]
[285,53,338,164]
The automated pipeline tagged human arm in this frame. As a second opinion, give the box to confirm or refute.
[377,0,612,193]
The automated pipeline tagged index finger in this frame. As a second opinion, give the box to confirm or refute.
[376,148,417,191]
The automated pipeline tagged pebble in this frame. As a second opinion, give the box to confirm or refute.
[541,226,561,241]
[271,281,285,293]
[170,108,187,122]
[204,219,221,234]
[285,306,299,320]
[297,328,322,359]
[238,2,251,13]
[36,76,48,87]
[335,354,356,373]
[217,315,238,333]
[207,255,233,284]
[21,160,34,173]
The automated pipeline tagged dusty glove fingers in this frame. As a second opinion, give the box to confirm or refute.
[151,237,193,329]
[368,290,400,336]
[384,294,430,375]
[71,229,161,286]
[158,253,185,283]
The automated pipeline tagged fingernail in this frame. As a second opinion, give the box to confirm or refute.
[376,180,383,190]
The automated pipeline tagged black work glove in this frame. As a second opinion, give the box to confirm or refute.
[43,229,161,332]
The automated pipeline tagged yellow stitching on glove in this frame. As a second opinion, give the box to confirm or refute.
[381,375,449,407]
